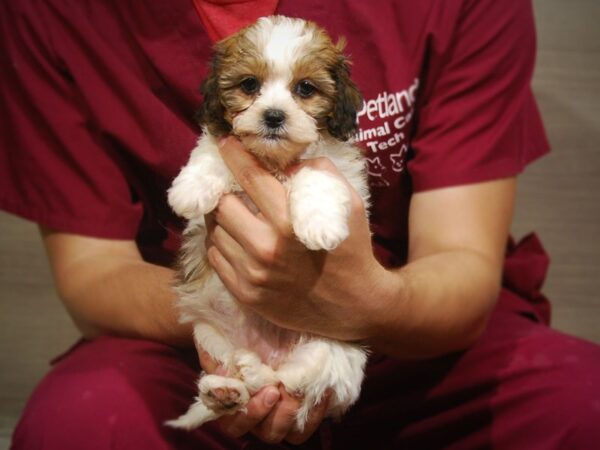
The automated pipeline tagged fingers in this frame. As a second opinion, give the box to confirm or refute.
[206,201,263,303]
[215,382,329,445]
[252,386,300,443]
[219,386,281,438]
[206,244,240,298]
[210,220,251,271]
[253,388,330,445]
[218,138,292,236]
[213,194,278,256]
[205,213,238,287]
[207,206,268,301]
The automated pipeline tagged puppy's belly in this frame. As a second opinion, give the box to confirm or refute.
[236,319,300,368]
[193,276,302,368]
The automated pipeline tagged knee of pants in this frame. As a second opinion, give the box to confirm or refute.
[11,337,200,450]
[493,326,600,448]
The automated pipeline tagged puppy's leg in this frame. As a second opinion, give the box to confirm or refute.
[166,323,244,429]
[175,349,278,429]
[168,136,234,220]
[233,349,278,394]
[168,338,278,430]
[193,322,236,369]
[276,339,367,431]
[165,374,250,430]
[288,167,353,251]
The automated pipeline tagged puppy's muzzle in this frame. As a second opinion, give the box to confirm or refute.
[263,108,286,130]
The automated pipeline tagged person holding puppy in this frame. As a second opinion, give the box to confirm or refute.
[2,0,599,448]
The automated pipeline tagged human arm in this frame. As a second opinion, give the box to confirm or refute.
[207,138,515,358]
[39,225,329,443]
[197,137,514,443]
[39,227,192,347]
[373,175,515,356]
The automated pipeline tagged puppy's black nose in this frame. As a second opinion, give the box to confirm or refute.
[263,109,286,129]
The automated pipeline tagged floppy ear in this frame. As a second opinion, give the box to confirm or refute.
[327,53,362,141]
[196,51,232,136]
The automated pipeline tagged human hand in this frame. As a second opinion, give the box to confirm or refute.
[205,137,393,341]
[197,350,330,444]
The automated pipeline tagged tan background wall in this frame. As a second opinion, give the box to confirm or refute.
[1,0,599,447]
[511,0,600,342]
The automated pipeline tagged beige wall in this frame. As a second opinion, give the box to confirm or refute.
[512,0,600,342]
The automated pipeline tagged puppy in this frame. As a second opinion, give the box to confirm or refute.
[166,16,370,432]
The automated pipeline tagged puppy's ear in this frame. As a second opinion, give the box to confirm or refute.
[196,51,232,136]
[327,48,362,141]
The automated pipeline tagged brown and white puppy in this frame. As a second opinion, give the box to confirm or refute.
[167,16,369,431]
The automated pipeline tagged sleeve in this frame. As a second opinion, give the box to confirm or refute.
[408,0,550,192]
[0,1,142,238]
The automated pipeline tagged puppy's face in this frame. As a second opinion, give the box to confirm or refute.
[199,16,362,170]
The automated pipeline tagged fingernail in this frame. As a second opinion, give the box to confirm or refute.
[263,388,280,408]
[218,136,228,148]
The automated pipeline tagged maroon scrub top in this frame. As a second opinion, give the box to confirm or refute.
[0,0,549,283]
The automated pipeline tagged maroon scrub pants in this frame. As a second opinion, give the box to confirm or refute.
[10,295,600,450]
[10,237,600,449]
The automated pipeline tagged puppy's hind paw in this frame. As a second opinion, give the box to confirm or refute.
[199,375,250,412]
[166,375,250,430]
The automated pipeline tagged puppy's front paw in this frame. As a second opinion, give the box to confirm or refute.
[289,168,352,251]
[293,213,349,251]
[168,168,228,219]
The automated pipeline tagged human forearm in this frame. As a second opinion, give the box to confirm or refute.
[205,142,515,360]
[63,258,191,346]
[362,248,500,359]
[358,180,514,358]
[40,228,193,347]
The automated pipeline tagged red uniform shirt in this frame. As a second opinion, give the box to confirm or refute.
[0,0,549,271]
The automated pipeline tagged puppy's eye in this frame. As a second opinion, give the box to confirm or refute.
[295,80,317,98]
[240,77,260,95]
